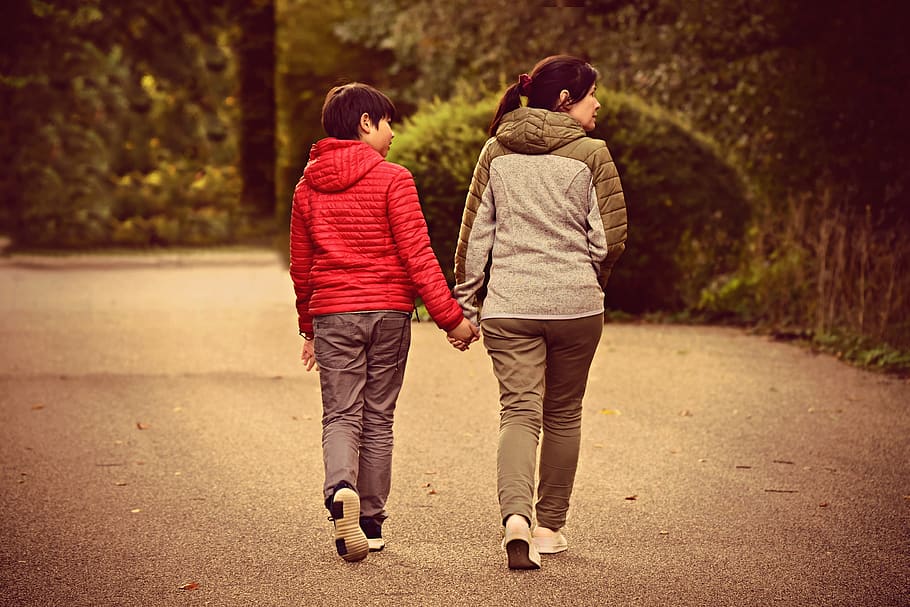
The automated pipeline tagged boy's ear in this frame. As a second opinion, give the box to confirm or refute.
[359,112,373,135]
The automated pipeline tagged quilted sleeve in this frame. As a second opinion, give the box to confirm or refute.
[454,138,495,287]
[289,179,315,335]
[387,168,464,332]
[588,144,627,287]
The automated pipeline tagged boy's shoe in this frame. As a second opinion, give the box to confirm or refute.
[330,487,369,562]
[360,516,385,552]
[532,526,568,554]
[502,514,541,570]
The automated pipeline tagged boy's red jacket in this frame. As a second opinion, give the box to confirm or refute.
[290,138,463,335]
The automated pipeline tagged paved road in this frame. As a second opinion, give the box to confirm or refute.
[1,253,908,607]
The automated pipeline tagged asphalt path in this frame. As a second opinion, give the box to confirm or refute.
[0,252,908,607]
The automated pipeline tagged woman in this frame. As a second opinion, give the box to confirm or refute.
[453,55,627,570]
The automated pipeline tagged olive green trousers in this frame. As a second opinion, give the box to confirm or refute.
[481,314,603,529]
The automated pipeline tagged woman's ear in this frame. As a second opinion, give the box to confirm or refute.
[359,112,373,134]
[557,89,571,110]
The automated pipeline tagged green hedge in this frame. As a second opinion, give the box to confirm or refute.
[388,91,751,313]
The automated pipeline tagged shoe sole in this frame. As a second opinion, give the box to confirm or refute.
[534,541,568,554]
[505,538,541,570]
[367,538,385,552]
[331,488,369,562]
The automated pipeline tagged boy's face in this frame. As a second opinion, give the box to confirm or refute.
[359,113,394,157]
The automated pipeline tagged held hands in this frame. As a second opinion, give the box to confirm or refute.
[300,339,318,371]
[446,318,480,351]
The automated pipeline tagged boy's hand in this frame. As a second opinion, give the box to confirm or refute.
[301,339,318,371]
[447,319,480,351]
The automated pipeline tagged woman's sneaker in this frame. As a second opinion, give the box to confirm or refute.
[360,516,385,552]
[532,526,568,554]
[329,487,369,562]
[502,514,541,570]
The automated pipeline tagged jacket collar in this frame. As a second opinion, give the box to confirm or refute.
[495,107,587,154]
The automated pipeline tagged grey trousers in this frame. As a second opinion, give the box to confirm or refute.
[481,314,603,530]
[313,311,411,522]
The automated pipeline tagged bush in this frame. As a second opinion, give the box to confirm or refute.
[387,96,493,280]
[701,190,910,353]
[388,91,751,313]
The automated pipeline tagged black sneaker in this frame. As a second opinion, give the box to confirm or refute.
[360,516,385,552]
[329,487,369,562]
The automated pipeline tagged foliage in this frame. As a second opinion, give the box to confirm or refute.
[274,0,407,227]
[699,191,910,349]
[387,90,749,312]
[337,0,909,222]
[589,93,750,312]
[385,95,494,280]
[0,0,273,248]
[812,331,910,377]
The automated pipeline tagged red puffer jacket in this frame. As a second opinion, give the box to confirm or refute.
[290,138,464,335]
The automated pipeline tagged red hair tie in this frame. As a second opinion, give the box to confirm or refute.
[518,73,532,95]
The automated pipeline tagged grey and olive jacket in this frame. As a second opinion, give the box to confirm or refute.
[453,107,627,325]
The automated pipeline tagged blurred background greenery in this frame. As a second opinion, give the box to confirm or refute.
[2,0,908,369]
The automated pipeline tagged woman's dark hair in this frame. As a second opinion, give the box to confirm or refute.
[321,82,397,140]
[488,55,598,135]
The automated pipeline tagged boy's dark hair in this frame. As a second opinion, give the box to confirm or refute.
[489,55,599,135]
[321,82,397,140]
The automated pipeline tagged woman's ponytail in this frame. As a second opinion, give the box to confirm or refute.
[488,83,523,136]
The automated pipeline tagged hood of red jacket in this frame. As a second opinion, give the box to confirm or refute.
[302,138,385,193]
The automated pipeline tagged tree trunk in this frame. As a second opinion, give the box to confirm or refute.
[235,0,276,218]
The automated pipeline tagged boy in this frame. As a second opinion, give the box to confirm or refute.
[289,82,478,562]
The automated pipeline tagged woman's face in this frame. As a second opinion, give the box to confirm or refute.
[565,83,600,132]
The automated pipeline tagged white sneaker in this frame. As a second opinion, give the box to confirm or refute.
[532,526,568,554]
[502,515,541,570]
[330,488,369,562]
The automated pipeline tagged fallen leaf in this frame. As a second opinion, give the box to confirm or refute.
[679,410,693,417]
[424,471,438,475]
[658,530,669,536]
[136,422,149,430]
[818,502,829,508]
[130,508,142,513]
[698,458,707,463]
[599,408,621,415]
[114,482,127,487]
[31,404,45,411]
[736,465,752,469]
[178,582,200,592]
[427,488,437,495]
[773,460,795,465]
[422,482,432,488]
[625,495,637,501]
